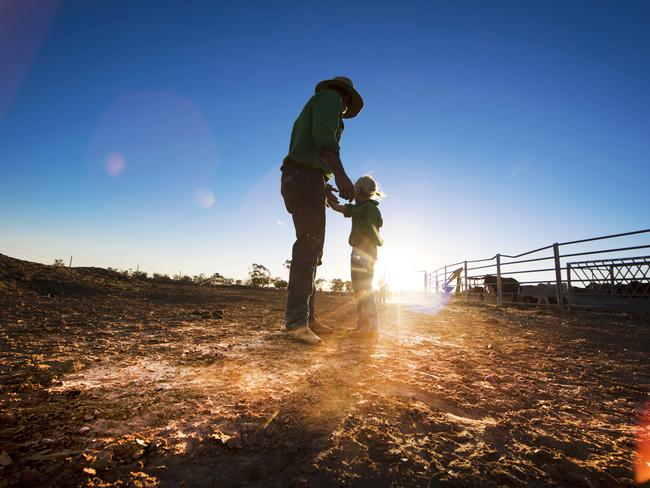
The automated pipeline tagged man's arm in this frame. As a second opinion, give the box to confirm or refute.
[323,149,354,201]
[311,91,355,200]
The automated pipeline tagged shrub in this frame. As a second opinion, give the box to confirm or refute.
[273,278,288,289]
[330,278,345,293]
[249,263,271,287]
[152,273,171,283]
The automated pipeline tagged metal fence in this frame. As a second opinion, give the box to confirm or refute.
[427,229,650,312]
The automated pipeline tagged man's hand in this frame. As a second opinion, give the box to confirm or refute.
[325,185,340,207]
[335,173,355,201]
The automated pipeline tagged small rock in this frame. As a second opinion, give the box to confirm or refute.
[94,451,113,470]
[79,426,91,434]
[487,343,493,349]
[83,414,95,421]
[145,438,163,453]
[0,450,13,466]
[225,436,244,449]
[83,467,96,475]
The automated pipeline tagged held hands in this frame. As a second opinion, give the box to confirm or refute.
[325,184,340,208]
[321,149,354,200]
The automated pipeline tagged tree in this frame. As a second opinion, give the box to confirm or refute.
[344,281,353,293]
[52,259,65,267]
[283,259,292,271]
[192,273,207,285]
[330,278,345,293]
[273,277,288,289]
[315,278,326,291]
[249,263,271,287]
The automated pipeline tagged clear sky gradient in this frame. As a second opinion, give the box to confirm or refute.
[1,1,649,286]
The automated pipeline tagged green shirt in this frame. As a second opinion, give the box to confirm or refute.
[344,200,384,250]
[283,89,344,179]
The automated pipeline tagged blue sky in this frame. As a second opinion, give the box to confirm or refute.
[1,0,649,286]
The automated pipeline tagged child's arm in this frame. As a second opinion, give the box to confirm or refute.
[326,185,348,214]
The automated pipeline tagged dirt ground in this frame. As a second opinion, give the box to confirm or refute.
[1,254,649,487]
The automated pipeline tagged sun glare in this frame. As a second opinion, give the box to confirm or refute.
[375,249,426,294]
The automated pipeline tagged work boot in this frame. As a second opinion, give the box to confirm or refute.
[309,319,334,335]
[287,326,322,345]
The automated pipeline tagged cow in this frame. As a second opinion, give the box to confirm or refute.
[613,281,650,297]
[483,274,520,300]
[519,283,568,305]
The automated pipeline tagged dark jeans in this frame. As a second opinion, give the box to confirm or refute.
[281,163,326,330]
[351,247,379,330]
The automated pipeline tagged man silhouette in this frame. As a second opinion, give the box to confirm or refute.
[280,76,363,345]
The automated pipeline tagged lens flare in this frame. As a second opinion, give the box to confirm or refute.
[637,402,650,484]
[193,188,215,208]
[105,152,126,176]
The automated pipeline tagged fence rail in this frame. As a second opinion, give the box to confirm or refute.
[427,229,650,313]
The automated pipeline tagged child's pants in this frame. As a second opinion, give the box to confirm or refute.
[351,247,379,330]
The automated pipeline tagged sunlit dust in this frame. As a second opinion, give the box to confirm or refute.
[105,152,126,176]
[193,188,215,208]
[636,402,650,483]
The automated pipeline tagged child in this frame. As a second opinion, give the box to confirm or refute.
[326,175,384,335]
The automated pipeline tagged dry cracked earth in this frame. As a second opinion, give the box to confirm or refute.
[1,253,649,487]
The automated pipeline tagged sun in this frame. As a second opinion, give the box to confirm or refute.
[374,248,426,293]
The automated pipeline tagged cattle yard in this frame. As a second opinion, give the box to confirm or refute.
[428,229,650,313]
[1,252,649,487]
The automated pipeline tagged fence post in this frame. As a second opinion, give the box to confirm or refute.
[424,272,428,293]
[69,255,73,268]
[463,260,468,303]
[553,243,563,308]
[566,263,572,310]
[496,254,503,307]
[444,266,447,292]
[435,273,439,294]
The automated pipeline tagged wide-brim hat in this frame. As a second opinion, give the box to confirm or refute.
[315,76,363,119]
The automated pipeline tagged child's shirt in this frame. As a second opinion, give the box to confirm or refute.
[343,200,383,252]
